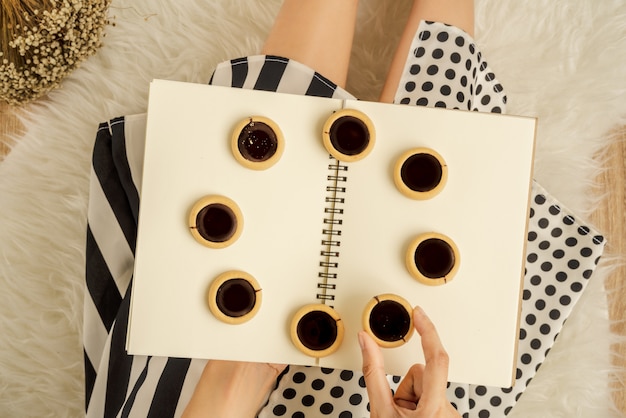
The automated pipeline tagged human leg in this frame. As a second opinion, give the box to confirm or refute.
[261,0,360,88]
[379,0,474,102]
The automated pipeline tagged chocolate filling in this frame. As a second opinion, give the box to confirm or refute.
[296,310,338,351]
[237,121,278,162]
[414,238,456,279]
[196,203,236,243]
[369,300,411,342]
[215,278,256,318]
[329,115,369,156]
[400,153,443,192]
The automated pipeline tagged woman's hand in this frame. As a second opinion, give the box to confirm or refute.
[359,306,460,417]
[182,360,286,418]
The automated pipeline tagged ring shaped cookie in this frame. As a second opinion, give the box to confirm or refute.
[188,195,243,248]
[290,304,344,358]
[394,147,448,200]
[406,232,460,286]
[231,116,284,170]
[322,109,375,162]
[207,270,262,325]
[362,294,415,348]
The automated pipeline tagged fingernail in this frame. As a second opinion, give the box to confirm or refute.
[413,306,424,319]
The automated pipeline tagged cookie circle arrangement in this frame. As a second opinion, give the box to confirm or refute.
[188,195,243,248]
[362,294,414,348]
[207,270,262,324]
[322,109,376,162]
[394,147,448,200]
[231,116,284,170]
[188,110,459,356]
[290,304,344,357]
[406,232,460,285]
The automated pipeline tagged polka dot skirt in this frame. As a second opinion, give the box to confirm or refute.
[394,21,507,113]
[258,21,605,418]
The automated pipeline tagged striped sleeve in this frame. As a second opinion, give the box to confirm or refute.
[210,55,355,99]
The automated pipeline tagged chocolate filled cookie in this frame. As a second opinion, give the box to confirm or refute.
[362,294,414,348]
[406,232,460,285]
[207,270,262,324]
[290,304,344,357]
[394,147,448,200]
[323,109,375,162]
[189,195,243,248]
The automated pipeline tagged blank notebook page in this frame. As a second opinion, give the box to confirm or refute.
[128,80,536,387]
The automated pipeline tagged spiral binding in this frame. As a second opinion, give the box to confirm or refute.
[317,156,348,307]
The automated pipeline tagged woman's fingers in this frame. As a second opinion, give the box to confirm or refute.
[359,330,394,411]
[413,307,450,403]
[360,307,454,416]
[393,363,425,410]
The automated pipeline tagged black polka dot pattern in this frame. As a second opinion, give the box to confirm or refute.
[261,365,371,418]
[395,21,507,113]
[258,21,606,418]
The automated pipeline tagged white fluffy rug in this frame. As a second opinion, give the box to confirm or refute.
[1,0,625,416]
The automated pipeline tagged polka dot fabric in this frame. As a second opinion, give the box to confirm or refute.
[262,367,372,418]
[258,21,606,418]
[394,21,507,113]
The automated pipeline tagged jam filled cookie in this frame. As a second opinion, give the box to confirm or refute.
[231,116,284,170]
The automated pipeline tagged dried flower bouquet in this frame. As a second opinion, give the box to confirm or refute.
[0,0,111,105]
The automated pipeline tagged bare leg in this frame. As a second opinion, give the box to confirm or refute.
[261,0,360,89]
[379,0,474,103]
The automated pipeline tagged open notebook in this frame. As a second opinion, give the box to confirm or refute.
[127,80,536,387]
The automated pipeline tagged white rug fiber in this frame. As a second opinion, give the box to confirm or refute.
[1,0,625,416]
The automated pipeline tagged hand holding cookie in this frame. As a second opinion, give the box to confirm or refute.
[359,307,460,418]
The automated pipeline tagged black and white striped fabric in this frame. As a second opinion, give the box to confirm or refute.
[84,21,605,417]
[210,55,355,99]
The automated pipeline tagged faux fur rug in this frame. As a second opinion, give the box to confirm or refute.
[1,0,625,416]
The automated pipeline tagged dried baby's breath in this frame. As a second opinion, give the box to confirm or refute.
[1,0,111,105]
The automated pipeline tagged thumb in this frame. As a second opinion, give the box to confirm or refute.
[359,331,393,411]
